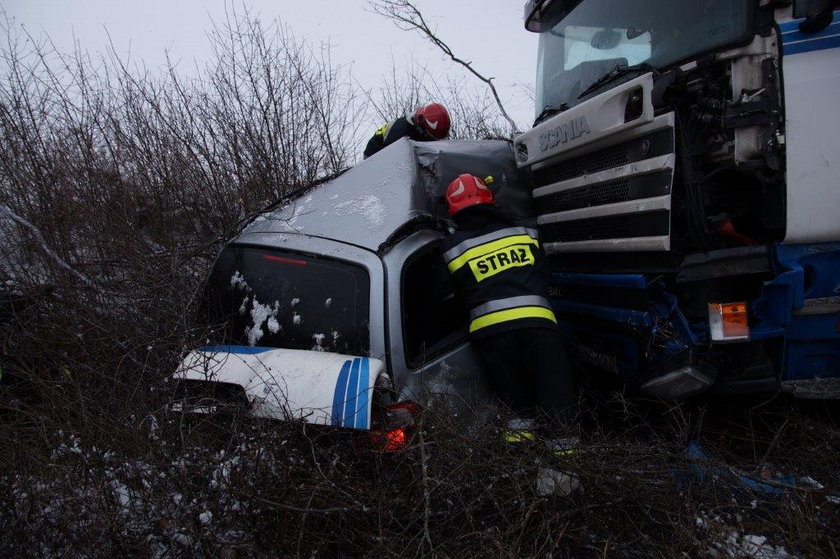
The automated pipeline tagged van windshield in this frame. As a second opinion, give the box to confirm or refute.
[206,246,370,355]
[535,0,751,116]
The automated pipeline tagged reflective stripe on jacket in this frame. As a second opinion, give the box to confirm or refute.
[441,222,557,337]
[363,116,422,159]
[444,226,540,279]
[468,295,556,333]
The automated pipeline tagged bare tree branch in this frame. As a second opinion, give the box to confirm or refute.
[0,204,95,288]
[369,0,520,137]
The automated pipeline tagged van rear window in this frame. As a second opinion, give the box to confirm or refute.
[206,246,370,355]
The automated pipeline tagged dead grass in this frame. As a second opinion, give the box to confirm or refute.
[1,387,839,558]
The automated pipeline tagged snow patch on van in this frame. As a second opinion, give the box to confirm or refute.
[230,271,281,345]
[247,300,281,345]
[333,195,385,229]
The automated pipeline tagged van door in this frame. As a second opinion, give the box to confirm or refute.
[382,230,488,408]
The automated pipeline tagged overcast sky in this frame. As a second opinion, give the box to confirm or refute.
[3,0,539,128]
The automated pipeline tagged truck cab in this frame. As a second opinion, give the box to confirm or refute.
[173,138,533,435]
[516,0,840,397]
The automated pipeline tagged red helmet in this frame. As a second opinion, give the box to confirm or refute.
[414,103,451,140]
[445,174,495,216]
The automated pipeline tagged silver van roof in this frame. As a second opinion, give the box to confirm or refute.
[238,137,530,252]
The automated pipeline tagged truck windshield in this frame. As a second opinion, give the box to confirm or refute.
[534,0,751,117]
[205,246,370,355]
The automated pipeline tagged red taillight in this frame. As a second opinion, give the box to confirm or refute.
[381,428,407,452]
[365,401,421,452]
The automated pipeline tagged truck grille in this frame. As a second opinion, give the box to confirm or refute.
[532,114,676,253]
[534,144,630,183]
[532,127,672,185]
[540,211,670,243]
[548,178,632,212]
[542,169,673,214]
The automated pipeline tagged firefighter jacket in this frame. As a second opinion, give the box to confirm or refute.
[441,205,558,340]
[363,116,424,159]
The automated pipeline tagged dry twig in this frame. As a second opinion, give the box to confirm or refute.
[369,0,520,137]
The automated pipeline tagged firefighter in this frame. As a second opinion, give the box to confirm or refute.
[363,103,451,159]
[441,173,577,437]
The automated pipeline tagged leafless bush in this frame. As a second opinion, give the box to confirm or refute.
[0,5,366,473]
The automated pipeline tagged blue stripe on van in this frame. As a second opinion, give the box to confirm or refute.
[355,358,370,430]
[331,359,352,427]
[343,358,361,428]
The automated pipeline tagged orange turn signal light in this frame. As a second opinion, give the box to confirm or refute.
[708,302,750,341]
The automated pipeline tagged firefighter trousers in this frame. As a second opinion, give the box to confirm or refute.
[473,326,576,430]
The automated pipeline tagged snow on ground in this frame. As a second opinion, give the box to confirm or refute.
[696,511,795,558]
[711,532,793,558]
[4,417,838,557]
[4,427,268,557]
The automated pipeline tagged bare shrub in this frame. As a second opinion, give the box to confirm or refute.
[3,395,837,557]
[0,5,364,469]
[369,0,520,137]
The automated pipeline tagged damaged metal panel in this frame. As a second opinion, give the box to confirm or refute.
[414,139,535,223]
[241,138,533,252]
[241,139,421,252]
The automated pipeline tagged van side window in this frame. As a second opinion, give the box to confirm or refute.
[402,243,469,367]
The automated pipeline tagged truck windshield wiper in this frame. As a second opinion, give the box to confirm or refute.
[577,62,655,100]
[533,103,569,126]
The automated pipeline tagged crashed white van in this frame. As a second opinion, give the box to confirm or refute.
[173,138,533,446]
